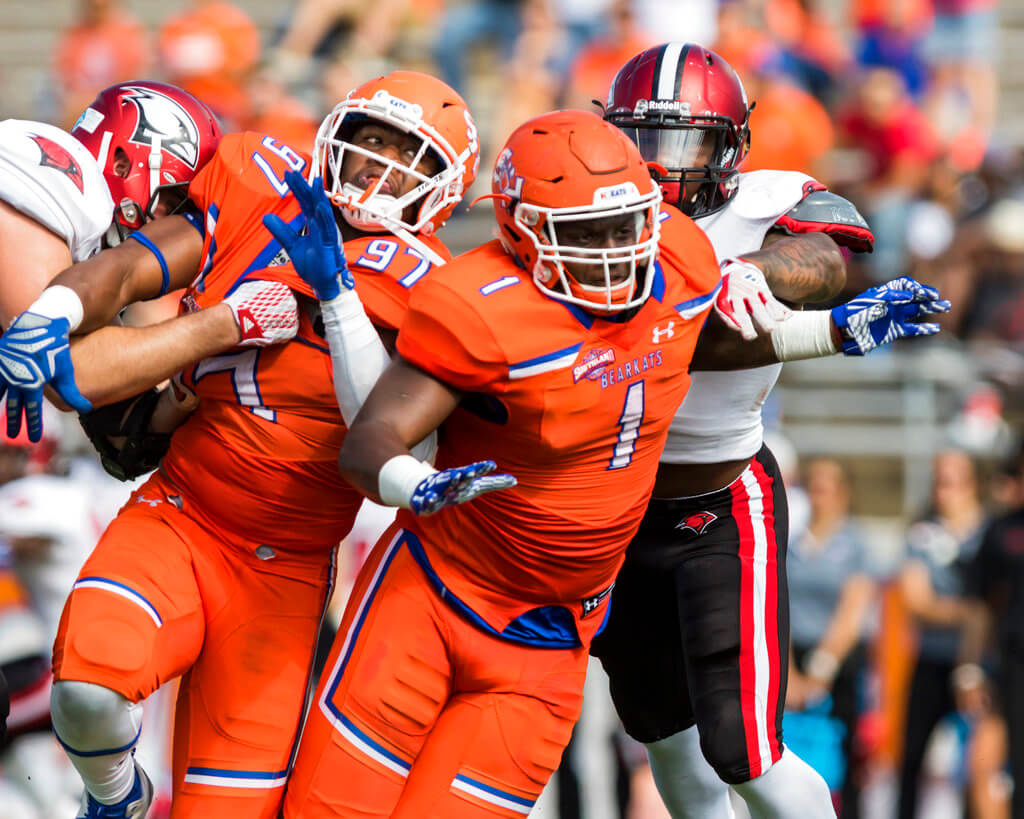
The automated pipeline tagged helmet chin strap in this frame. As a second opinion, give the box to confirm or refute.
[148,136,162,199]
[339,187,401,231]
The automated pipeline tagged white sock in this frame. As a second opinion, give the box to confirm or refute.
[51,681,143,804]
[732,747,835,819]
[646,726,735,819]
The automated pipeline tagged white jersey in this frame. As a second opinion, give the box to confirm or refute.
[661,169,817,465]
[0,119,113,263]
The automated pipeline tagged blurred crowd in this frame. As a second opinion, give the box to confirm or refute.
[1,0,1022,817]
[47,0,1024,349]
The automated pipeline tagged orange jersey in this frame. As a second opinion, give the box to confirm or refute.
[395,208,720,646]
[162,131,447,547]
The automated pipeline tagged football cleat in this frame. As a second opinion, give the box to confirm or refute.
[77,761,153,818]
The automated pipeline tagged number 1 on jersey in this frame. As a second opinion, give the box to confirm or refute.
[609,381,644,469]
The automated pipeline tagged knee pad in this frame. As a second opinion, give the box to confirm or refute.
[51,680,142,755]
[699,700,755,784]
[647,726,734,819]
[733,748,835,819]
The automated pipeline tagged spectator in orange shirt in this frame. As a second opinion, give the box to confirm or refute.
[742,67,834,179]
[564,0,653,110]
[158,0,260,128]
[242,64,318,156]
[713,0,776,81]
[53,0,149,129]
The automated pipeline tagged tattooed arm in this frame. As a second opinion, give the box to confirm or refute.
[742,231,846,305]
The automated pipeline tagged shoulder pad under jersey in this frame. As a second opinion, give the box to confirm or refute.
[0,119,113,261]
[775,189,875,253]
[726,170,824,223]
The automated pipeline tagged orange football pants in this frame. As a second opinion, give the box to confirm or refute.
[52,473,335,819]
[282,527,588,818]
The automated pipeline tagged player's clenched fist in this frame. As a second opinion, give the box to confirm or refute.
[221,280,299,347]
[715,259,791,340]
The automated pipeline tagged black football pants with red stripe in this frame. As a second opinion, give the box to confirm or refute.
[592,444,789,785]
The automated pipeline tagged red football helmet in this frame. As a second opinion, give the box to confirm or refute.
[491,110,662,314]
[605,43,751,219]
[312,71,479,235]
[71,81,222,240]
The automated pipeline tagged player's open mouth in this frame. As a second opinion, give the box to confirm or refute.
[358,173,396,197]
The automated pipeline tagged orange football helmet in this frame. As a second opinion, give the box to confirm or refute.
[492,110,662,313]
[312,70,479,235]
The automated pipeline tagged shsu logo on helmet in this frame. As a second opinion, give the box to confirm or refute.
[493,148,523,200]
[123,85,201,170]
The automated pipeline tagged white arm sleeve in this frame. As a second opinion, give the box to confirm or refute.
[319,290,437,462]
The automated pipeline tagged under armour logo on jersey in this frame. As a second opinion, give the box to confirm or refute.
[29,134,84,193]
[124,85,201,169]
[581,583,614,617]
[676,511,717,535]
[651,321,676,343]
[135,496,163,507]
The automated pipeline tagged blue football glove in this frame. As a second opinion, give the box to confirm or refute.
[410,460,517,516]
[262,171,353,301]
[0,311,91,441]
[831,276,950,356]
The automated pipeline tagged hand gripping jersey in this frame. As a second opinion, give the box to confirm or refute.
[395,216,720,648]
[663,169,823,464]
[162,132,449,548]
[0,120,113,262]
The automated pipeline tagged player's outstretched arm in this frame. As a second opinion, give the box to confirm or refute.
[263,171,393,429]
[738,232,847,305]
[50,215,204,333]
[68,277,297,408]
[692,276,950,371]
[339,356,516,515]
[0,216,204,439]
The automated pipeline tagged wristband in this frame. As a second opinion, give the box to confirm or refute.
[805,649,840,684]
[770,311,838,362]
[28,285,85,331]
[378,454,437,509]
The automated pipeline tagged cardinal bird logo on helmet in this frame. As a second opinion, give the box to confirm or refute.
[124,86,201,169]
[29,134,84,193]
[676,511,717,535]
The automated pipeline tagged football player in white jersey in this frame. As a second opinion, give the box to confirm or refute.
[592,44,879,819]
[0,81,298,453]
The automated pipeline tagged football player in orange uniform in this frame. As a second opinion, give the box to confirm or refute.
[0,71,478,818]
[280,108,948,818]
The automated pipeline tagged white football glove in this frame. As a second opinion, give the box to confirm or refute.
[715,259,792,341]
[222,280,299,347]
